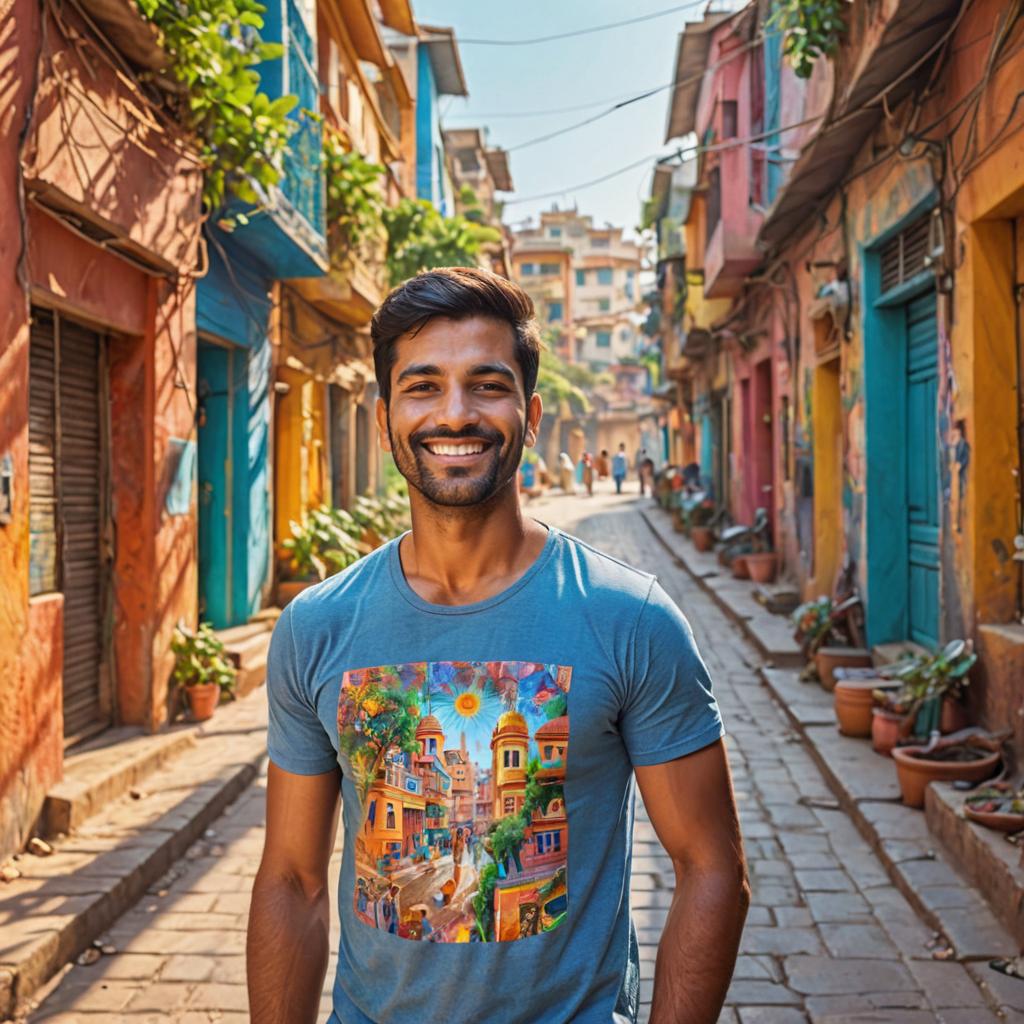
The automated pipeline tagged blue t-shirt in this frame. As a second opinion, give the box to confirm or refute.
[611,452,628,477]
[266,525,724,1024]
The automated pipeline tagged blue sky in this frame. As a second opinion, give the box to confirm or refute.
[414,1,699,234]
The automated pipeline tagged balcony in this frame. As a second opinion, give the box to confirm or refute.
[229,0,327,278]
[703,151,763,298]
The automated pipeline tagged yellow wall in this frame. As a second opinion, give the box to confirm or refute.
[810,358,842,598]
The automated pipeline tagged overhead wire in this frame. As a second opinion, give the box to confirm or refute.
[457,1,714,46]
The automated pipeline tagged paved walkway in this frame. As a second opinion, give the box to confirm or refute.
[24,483,1013,1022]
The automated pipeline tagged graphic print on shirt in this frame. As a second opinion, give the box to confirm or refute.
[338,660,571,943]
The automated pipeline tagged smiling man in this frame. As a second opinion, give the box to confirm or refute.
[247,267,749,1024]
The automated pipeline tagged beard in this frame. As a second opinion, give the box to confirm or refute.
[388,419,525,508]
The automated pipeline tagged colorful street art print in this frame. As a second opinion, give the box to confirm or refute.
[339,661,572,943]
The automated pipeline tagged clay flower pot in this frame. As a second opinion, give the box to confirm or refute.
[815,646,873,692]
[892,742,1001,809]
[731,555,750,580]
[940,697,970,734]
[691,526,714,553]
[277,579,316,607]
[186,682,220,722]
[834,680,888,738]
[744,552,778,584]
[872,706,909,756]
[672,508,687,533]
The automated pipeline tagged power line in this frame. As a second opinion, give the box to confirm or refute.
[458,1,712,46]
[504,113,825,206]
[443,87,665,120]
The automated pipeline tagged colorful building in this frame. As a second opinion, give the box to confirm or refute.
[490,709,529,819]
[0,0,203,854]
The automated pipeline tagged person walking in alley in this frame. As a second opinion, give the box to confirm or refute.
[612,442,628,494]
[635,447,649,495]
[582,450,595,496]
[248,267,748,1024]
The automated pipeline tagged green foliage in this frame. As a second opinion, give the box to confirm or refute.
[282,489,410,581]
[473,862,498,941]
[382,198,501,285]
[768,0,847,79]
[522,759,563,822]
[489,814,526,865]
[536,350,591,415]
[170,622,237,698]
[137,0,296,212]
[792,596,834,653]
[543,692,567,720]
[323,136,386,259]
[458,184,488,225]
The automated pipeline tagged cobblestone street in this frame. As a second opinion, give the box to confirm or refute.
[25,485,1011,1023]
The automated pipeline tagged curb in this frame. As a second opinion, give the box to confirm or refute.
[642,506,1016,965]
[1,704,268,1018]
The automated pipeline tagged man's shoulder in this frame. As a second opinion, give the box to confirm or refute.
[553,527,655,607]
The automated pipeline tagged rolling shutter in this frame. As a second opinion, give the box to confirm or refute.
[29,309,108,743]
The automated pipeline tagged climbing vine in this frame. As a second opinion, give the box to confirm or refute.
[137,0,297,211]
[768,0,847,79]
[323,135,386,259]
[382,198,501,285]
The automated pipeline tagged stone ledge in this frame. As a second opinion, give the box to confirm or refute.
[640,509,804,668]
[0,690,269,1018]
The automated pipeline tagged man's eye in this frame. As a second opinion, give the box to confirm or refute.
[477,382,508,392]
[407,383,435,392]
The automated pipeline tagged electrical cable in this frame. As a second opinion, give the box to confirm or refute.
[457,1,714,46]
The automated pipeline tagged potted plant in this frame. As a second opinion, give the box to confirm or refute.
[171,622,237,722]
[832,667,897,738]
[744,548,778,584]
[882,640,977,741]
[892,729,1003,808]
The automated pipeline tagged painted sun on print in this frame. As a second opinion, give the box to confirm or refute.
[338,661,572,943]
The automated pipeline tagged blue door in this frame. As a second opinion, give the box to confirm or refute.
[905,293,940,648]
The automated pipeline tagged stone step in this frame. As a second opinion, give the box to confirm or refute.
[41,727,198,838]
[214,615,276,649]
[220,625,276,699]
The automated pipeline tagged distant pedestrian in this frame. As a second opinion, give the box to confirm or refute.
[636,448,649,496]
[582,452,594,496]
[558,451,575,492]
[641,456,655,498]
[612,443,628,494]
[597,449,610,479]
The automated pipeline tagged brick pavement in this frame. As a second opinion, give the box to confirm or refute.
[24,484,1012,1023]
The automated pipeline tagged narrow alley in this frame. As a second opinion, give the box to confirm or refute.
[22,487,1014,1023]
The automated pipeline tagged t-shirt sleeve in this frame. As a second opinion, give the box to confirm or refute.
[266,603,338,775]
[619,580,725,767]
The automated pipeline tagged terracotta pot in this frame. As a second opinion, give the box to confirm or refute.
[744,552,778,584]
[186,682,220,722]
[871,706,909,757]
[691,526,714,553]
[892,744,1001,809]
[277,579,316,607]
[834,680,885,738]
[732,555,750,580]
[940,697,970,734]
[815,646,873,692]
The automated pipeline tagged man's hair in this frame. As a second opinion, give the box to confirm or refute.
[371,267,542,407]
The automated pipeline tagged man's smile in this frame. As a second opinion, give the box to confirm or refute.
[420,439,494,464]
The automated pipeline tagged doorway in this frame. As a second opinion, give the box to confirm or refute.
[28,308,110,743]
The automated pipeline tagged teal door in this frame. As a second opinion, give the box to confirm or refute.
[905,293,940,648]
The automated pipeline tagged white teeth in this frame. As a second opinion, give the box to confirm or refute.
[428,443,485,456]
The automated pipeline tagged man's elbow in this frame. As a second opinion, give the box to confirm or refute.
[253,861,331,908]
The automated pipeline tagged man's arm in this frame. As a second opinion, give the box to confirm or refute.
[247,762,341,1024]
[635,738,749,1024]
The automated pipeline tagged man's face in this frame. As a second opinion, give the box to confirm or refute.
[376,316,542,509]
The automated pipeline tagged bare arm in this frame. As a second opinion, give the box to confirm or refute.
[247,763,341,1024]
[635,739,749,1024]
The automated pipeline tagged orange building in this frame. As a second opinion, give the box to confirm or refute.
[490,710,529,818]
[445,732,476,825]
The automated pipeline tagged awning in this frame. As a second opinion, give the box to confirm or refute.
[664,14,732,143]
[418,24,469,97]
[759,0,962,250]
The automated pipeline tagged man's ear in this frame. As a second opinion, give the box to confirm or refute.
[375,397,392,452]
[525,391,543,448]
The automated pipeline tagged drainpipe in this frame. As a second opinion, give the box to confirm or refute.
[1014,220,1024,621]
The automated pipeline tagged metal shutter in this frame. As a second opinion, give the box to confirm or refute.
[29,311,58,595]
[29,309,108,742]
[880,213,932,293]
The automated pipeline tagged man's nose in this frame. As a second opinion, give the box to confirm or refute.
[436,387,479,430]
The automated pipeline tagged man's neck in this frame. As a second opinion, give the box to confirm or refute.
[398,484,549,606]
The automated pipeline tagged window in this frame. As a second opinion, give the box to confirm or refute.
[575,269,585,286]
[591,237,610,248]
[549,227,562,238]
[543,744,553,760]
[596,267,613,285]
[426,737,436,754]
[721,99,738,139]
[535,830,561,854]
[504,797,516,814]
[620,328,631,342]
[598,298,611,312]
[503,749,521,768]
[520,262,536,276]
[596,331,612,348]
[544,892,567,916]
[539,262,560,275]
[548,301,563,322]
[386,803,396,829]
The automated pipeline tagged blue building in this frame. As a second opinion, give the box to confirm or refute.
[196,0,327,629]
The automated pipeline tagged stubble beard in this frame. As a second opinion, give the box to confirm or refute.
[388,419,525,510]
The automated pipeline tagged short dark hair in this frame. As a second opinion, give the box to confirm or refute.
[371,267,542,406]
